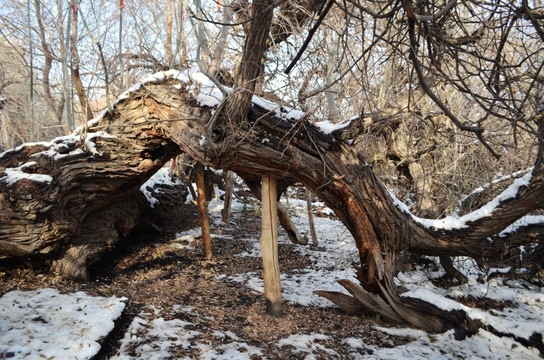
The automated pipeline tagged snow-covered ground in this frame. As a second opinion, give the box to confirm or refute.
[0,185,543,359]
[0,289,126,359]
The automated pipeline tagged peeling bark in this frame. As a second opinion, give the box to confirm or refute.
[1,77,542,335]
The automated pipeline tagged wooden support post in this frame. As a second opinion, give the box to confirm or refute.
[196,163,212,260]
[222,170,234,224]
[260,175,283,317]
[306,187,318,246]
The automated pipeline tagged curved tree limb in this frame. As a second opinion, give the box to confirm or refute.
[1,75,543,335]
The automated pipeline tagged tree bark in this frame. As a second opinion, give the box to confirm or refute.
[241,174,307,245]
[222,170,234,224]
[34,0,64,124]
[166,0,174,66]
[1,76,542,335]
[225,0,274,125]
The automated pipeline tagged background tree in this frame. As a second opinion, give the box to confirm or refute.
[0,0,543,338]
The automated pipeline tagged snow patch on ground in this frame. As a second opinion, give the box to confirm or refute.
[0,288,126,359]
[278,333,336,359]
[1,188,543,359]
[111,305,263,360]
[371,327,540,360]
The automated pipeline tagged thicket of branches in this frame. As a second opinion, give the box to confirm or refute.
[1,0,543,273]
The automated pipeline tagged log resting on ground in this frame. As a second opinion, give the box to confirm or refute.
[1,72,543,335]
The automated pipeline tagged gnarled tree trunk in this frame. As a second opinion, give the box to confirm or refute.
[1,74,543,337]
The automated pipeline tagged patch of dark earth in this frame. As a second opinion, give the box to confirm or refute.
[1,200,444,359]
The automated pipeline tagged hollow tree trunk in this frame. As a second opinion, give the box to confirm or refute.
[1,75,543,335]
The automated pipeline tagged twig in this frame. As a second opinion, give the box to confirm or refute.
[284,0,336,74]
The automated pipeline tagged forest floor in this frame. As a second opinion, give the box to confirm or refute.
[1,179,543,359]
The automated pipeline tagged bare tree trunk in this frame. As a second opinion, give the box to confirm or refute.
[208,0,231,75]
[26,0,34,142]
[166,0,174,66]
[56,0,73,130]
[222,170,234,224]
[34,0,64,123]
[325,30,339,123]
[241,174,307,245]
[70,0,94,122]
[390,127,438,218]
[118,0,125,90]
[225,0,274,124]
[179,0,187,66]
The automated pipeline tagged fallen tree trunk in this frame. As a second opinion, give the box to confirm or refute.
[0,89,183,278]
[1,73,543,336]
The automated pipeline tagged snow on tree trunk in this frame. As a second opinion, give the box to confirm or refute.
[1,73,543,334]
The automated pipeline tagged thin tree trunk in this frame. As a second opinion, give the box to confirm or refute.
[260,175,282,317]
[27,0,34,141]
[196,163,212,260]
[241,175,307,245]
[70,0,94,122]
[325,30,339,123]
[56,0,73,130]
[34,0,64,123]
[208,0,231,75]
[179,0,187,66]
[225,0,274,124]
[166,0,174,66]
[118,0,124,90]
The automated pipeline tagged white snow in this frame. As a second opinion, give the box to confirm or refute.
[499,214,544,236]
[0,141,53,160]
[0,162,53,185]
[313,119,352,134]
[139,166,184,207]
[111,305,263,360]
[2,191,543,359]
[369,328,540,360]
[278,333,337,359]
[0,131,121,187]
[0,288,126,359]
[388,169,534,231]
[1,170,543,359]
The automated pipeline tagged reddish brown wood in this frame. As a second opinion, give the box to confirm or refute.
[196,163,213,260]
